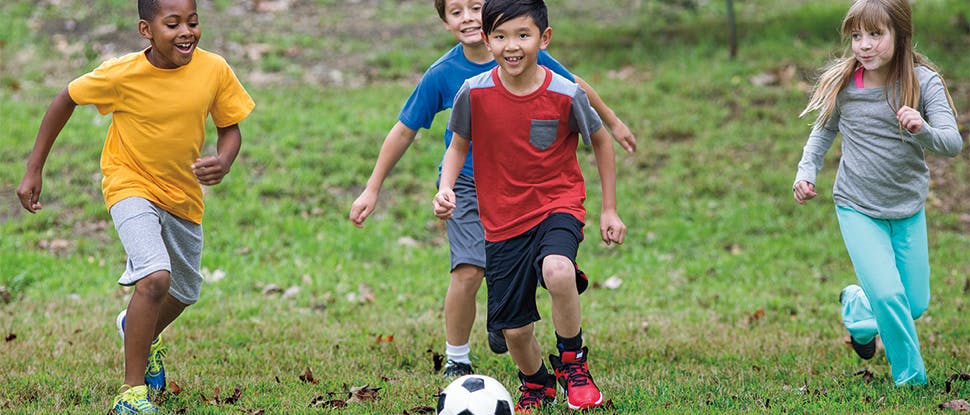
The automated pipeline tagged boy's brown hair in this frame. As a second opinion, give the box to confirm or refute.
[434,0,446,21]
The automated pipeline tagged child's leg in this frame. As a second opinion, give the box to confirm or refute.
[542,255,581,339]
[891,209,930,321]
[124,270,170,387]
[442,174,488,364]
[504,323,543,376]
[836,206,927,385]
[153,294,188,339]
[444,264,485,346]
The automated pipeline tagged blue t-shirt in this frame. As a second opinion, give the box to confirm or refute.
[398,43,575,177]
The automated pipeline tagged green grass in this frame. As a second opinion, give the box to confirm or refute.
[2,0,969,413]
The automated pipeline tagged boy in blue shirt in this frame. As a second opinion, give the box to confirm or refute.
[349,0,635,377]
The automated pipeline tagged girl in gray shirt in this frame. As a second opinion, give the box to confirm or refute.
[792,0,961,387]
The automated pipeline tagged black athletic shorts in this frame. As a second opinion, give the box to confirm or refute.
[484,212,589,332]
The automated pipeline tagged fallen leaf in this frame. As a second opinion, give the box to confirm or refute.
[940,399,970,412]
[4,333,15,342]
[262,284,283,296]
[853,368,875,384]
[249,410,265,415]
[404,406,437,414]
[750,309,766,321]
[223,387,243,405]
[376,334,394,343]
[427,349,445,372]
[348,385,380,403]
[602,276,622,290]
[945,372,970,394]
[169,381,183,395]
[358,283,375,303]
[309,396,347,408]
[300,367,319,384]
[283,286,301,298]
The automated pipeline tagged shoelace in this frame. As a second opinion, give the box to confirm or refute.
[147,345,167,372]
[562,362,591,387]
[517,384,547,408]
[120,389,154,410]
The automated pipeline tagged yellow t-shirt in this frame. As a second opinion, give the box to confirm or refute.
[68,48,255,223]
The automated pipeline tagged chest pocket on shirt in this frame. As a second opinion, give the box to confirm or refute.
[529,119,559,150]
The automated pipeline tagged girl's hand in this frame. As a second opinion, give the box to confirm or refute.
[793,180,816,204]
[16,172,44,213]
[897,106,925,134]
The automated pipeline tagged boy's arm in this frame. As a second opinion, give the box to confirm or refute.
[432,133,470,220]
[574,75,636,154]
[349,121,419,227]
[16,87,78,213]
[192,124,242,186]
[589,126,626,245]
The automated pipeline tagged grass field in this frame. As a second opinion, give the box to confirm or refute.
[1,0,969,413]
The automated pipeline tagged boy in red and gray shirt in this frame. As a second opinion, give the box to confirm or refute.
[433,0,625,411]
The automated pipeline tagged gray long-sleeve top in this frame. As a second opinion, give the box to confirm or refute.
[795,65,963,219]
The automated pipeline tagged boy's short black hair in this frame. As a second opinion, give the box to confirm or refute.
[482,0,548,35]
[138,0,161,20]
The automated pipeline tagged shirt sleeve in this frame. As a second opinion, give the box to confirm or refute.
[794,107,840,186]
[538,50,575,82]
[448,81,473,140]
[567,87,602,146]
[67,60,120,115]
[211,62,255,127]
[398,69,444,131]
[909,71,962,157]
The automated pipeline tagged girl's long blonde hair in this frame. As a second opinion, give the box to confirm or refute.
[800,0,957,129]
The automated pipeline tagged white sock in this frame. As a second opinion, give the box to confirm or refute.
[445,342,471,364]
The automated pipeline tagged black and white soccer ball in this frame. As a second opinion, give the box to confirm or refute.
[437,374,514,415]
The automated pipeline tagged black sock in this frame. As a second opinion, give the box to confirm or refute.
[556,329,584,352]
[520,363,550,385]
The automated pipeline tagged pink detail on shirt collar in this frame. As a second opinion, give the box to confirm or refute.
[854,66,865,89]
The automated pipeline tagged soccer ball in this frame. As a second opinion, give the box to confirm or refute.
[437,374,514,415]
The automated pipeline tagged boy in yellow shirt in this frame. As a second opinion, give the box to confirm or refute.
[15,0,254,413]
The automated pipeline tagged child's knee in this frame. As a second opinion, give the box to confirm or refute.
[503,325,534,344]
[136,270,171,300]
[541,256,574,288]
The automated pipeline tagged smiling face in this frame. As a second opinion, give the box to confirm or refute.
[441,0,485,46]
[483,15,550,83]
[139,0,201,69]
[850,23,895,78]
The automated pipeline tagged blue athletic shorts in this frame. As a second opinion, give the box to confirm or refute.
[484,212,588,331]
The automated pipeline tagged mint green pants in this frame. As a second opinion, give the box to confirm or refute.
[836,206,929,386]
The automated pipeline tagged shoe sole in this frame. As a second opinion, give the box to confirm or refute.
[116,309,127,341]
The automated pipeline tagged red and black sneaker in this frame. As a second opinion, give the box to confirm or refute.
[549,346,603,410]
[515,375,556,414]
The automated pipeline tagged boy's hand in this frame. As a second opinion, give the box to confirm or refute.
[897,106,925,134]
[350,189,379,228]
[16,172,44,213]
[793,180,816,204]
[192,156,230,185]
[600,210,626,246]
[433,189,456,220]
[607,118,637,153]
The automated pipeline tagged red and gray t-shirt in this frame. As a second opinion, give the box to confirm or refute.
[448,66,603,242]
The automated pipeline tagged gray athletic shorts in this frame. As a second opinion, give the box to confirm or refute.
[110,197,204,304]
[443,174,486,271]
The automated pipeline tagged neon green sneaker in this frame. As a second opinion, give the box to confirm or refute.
[145,338,167,392]
[112,385,158,414]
